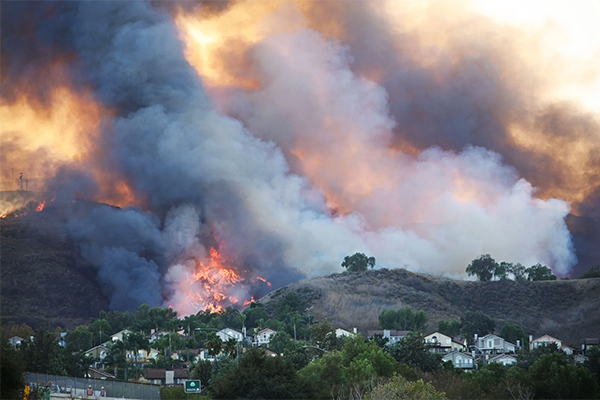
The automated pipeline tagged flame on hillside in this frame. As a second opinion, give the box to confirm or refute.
[166,247,272,315]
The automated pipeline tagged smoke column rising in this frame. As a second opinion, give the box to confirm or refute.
[1,0,595,314]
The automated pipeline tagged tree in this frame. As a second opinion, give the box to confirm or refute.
[209,347,306,399]
[499,322,528,348]
[20,329,63,374]
[379,307,428,332]
[529,353,598,399]
[506,262,527,281]
[268,331,295,354]
[365,375,447,400]
[579,265,600,279]
[341,253,376,272]
[438,320,461,337]
[123,332,149,373]
[388,332,442,373]
[460,311,495,338]
[190,359,213,387]
[466,254,498,281]
[526,264,557,281]
[299,335,396,399]
[310,319,334,346]
[65,326,93,353]
[1,338,25,400]
[89,318,112,346]
[243,302,268,328]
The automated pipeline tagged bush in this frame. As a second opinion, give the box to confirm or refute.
[365,375,447,400]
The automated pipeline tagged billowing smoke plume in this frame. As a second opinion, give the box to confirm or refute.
[2,0,596,314]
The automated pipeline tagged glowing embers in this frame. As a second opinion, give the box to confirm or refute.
[170,247,272,315]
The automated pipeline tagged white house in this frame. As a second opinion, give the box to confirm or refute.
[367,330,410,345]
[443,350,475,370]
[198,348,216,362]
[335,328,357,338]
[424,332,466,353]
[489,353,517,366]
[9,336,24,348]
[111,329,133,342]
[254,328,277,346]
[530,334,573,355]
[476,334,516,354]
[217,328,244,343]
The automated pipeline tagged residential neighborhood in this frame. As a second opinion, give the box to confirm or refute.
[4,293,599,400]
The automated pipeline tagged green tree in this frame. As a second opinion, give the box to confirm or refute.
[89,319,112,345]
[268,331,295,354]
[579,265,600,279]
[529,352,598,399]
[1,337,26,400]
[526,263,557,281]
[103,340,126,379]
[438,319,461,337]
[275,293,306,320]
[190,359,213,388]
[123,332,150,373]
[342,253,376,272]
[388,332,442,373]
[585,345,600,387]
[466,254,498,281]
[64,326,93,352]
[461,311,496,338]
[499,322,528,348]
[204,333,223,357]
[365,375,447,400]
[243,302,268,328]
[20,329,63,374]
[209,347,306,399]
[506,262,528,281]
[379,307,428,332]
[299,335,396,399]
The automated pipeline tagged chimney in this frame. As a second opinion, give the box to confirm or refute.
[516,340,520,348]
[242,326,246,338]
[529,335,533,350]
[353,327,357,334]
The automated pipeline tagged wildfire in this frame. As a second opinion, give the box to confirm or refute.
[168,247,272,315]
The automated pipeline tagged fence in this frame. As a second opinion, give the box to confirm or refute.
[26,372,161,399]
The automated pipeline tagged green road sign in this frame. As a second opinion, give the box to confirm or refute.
[185,380,202,393]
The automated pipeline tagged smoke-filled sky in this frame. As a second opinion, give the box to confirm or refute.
[1,1,599,314]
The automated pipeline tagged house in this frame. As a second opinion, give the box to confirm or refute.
[424,332,466,353]
[367,330,410,345]
[574,354,589,364]
[475,334,516,354]
[111,329,133,342]
[530,334,573,354]
[84,344,109,367]
[149,330,170,343]
[253,328,277,347]
[488,354,517,366]
[172,349,200,363]
[145,368,189,386]
[251,346,278,357]
[197,348,217,362]
[335,328,357,338]
[442,350,475,370]
[217,328,244,343]
[124,348,160,364]
[9,336,24,348]
[87,367,116,380]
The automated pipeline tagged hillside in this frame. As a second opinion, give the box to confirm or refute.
[259,268,600,345]
[0,200,110,330]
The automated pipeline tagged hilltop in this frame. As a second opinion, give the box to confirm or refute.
[259,268,600,345]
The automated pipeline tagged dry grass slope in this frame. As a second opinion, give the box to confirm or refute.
[259,269,600,345]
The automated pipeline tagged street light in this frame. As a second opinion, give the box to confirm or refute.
[196,328,240,363]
